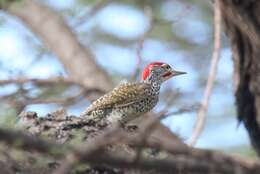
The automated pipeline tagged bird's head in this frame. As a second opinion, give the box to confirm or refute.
[142,62,186,83]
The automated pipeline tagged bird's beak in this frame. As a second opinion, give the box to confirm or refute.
[171,70,187,76]
[163,70,186,81]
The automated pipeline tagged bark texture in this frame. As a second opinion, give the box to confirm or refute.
[221,0,260,155]
[11,110,260,174]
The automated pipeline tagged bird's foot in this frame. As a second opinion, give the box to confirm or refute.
[124,124,139,132]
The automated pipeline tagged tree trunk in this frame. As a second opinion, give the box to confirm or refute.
[220,0,260,155]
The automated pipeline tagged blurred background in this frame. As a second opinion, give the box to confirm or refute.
[0,0,254,156]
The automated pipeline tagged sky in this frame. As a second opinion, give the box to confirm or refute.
[0,0,251,150]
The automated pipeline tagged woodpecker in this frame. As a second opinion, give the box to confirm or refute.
[80,62,186,125]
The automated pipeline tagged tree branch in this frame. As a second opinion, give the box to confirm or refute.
[0,120,259,174]
[188,0,222,146]
[7,111,260,174]
[6,0,113,91]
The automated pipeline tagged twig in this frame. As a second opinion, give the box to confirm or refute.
[0,77,105,106]
[0,77,105,95]
[23,90,85,106]
[188,0,222,146]
[162,104,199,119]
[73,0,114,27]
[0,77,84,87]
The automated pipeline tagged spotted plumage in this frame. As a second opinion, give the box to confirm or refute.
[80,62,186,125]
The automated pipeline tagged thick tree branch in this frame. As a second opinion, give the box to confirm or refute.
[5,0,113,91]
[1,115,260,174]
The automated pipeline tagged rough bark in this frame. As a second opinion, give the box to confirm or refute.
[2,110,259,174]
[5,0,113,91]
[220,0,260,155]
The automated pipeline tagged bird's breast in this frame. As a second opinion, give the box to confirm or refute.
[111,96,159,123]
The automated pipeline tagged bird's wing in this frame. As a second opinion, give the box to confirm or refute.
[83,82,151,114]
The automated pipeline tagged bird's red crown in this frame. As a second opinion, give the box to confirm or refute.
[142,62,164,80]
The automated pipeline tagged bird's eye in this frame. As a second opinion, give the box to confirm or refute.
[165,65,171,69]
